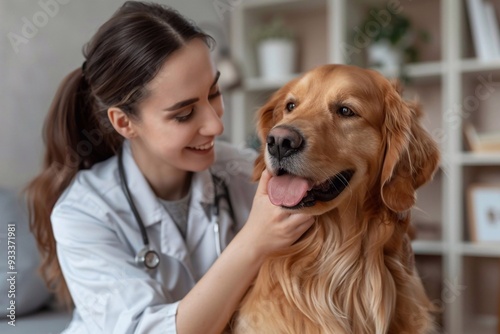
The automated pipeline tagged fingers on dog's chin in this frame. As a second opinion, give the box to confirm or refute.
[261,169,273,184]
[257,169,271,194]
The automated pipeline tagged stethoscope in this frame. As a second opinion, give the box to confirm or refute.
[118,146,233,270]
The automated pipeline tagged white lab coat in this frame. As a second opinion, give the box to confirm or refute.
[51,140,257,334]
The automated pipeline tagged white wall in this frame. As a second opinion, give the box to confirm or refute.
[0,0,232,191]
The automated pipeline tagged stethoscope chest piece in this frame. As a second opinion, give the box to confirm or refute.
[136,246,160,270]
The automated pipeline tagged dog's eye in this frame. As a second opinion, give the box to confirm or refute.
[286,102,296,112]
[338,106,355,117]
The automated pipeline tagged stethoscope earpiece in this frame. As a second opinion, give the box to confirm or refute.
[135,246,160,270]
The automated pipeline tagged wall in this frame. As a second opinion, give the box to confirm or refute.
[0,0,232,191]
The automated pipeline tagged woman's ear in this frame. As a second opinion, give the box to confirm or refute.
[380,84,440,213]
[107,107,137,139]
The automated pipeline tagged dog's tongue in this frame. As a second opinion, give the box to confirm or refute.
[268,174,311,207]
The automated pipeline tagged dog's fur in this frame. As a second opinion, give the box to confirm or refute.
[231,65,439,333]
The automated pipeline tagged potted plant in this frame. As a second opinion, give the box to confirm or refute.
[358,8,430,79]
[252,17,297,80]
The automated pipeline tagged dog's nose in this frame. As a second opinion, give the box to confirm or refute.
[267,126,304,160]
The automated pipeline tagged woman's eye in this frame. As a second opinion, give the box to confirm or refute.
[174,109,194,123]
[286,102,296,112]
[337,106,355,117]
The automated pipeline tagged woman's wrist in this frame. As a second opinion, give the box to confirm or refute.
[176,227,266,334]
[231,224,271,269]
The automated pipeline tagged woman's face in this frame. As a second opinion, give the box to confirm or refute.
[130,38,224,174]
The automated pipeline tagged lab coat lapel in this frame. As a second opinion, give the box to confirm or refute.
[185,169,213,251]
[159,207,190,262]
[213,176,236,250]
[186,169,237,254]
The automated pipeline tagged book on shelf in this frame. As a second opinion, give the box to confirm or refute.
[463,122,500,152]
[466,0,500,60]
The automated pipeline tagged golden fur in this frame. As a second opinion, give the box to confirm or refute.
[230,65,439,333]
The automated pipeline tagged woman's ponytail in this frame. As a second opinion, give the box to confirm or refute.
[25,67,119,307]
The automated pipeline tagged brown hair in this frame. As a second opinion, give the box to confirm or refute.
[25,1,213,307]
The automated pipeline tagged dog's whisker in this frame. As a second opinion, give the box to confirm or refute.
[338,191,353,220]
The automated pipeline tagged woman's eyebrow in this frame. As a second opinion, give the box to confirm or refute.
[164,71,221,111]
[164,97,199,111]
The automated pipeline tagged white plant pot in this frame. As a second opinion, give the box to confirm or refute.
[367,40,402,78]
[257,39,296,79]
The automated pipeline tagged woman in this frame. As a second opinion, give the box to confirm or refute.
[26,1,313,333]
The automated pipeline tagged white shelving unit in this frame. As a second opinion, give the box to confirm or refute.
[228,0,500,333]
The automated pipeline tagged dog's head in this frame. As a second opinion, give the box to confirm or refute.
[253,64,440,216]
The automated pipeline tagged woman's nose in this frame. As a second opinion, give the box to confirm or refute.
[200,103,224,137]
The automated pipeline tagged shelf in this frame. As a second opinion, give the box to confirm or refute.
[244,61,444,91]
[460,242,500,257]
[412,240,445,255]
[460,58,500,73]
[243,75,300,91]
[406,61,444,81]
[458,152,500,165]
[241,0,325,12]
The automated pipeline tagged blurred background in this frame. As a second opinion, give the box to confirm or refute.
[1,0,500,333]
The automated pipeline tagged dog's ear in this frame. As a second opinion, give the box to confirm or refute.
[380,82,440,213]
[251,80,297,181]
[252,154,266,182]
[251,93,278,182]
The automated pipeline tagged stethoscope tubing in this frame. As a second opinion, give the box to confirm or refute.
[118,147,150,247]
[117,145,228,270]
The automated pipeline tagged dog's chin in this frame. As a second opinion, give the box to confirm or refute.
[277,169,355,210]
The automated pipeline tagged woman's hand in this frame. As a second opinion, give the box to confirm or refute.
[237,169,315,262]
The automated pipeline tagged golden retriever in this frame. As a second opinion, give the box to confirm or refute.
[230,64,439,333]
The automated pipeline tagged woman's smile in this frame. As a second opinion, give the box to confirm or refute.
[186,141,214,154]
